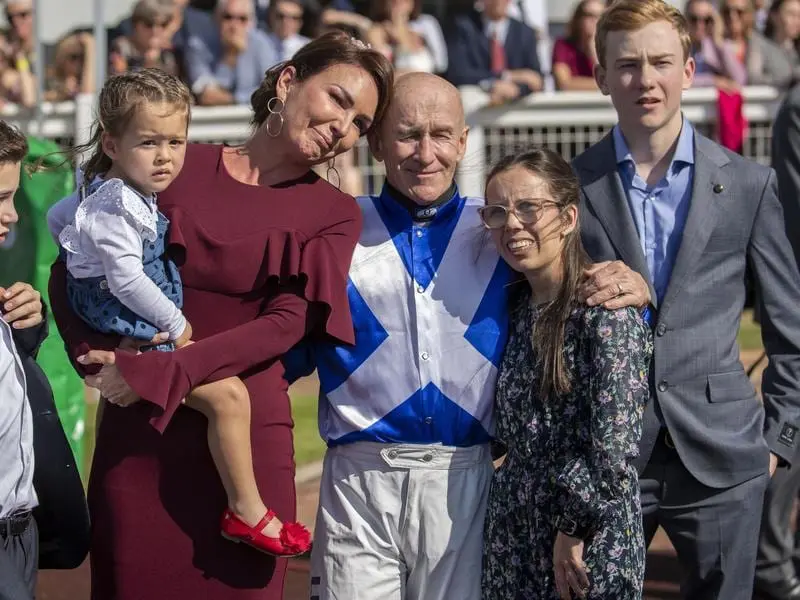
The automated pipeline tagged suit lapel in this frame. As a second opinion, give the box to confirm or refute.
[577,134,656,305]
[505,20,518,65]
[658,134,731,317]
[470,11,490,65]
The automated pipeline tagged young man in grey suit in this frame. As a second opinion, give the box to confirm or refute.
[572,1,800,598]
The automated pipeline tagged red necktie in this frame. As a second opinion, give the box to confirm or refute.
[490,32,506,75]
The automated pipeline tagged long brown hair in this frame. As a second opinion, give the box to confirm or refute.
[250,30,394,134]
[485,148,590,400]
[77,68,191,183]
[369,0,422,22]
[565,0,602,43]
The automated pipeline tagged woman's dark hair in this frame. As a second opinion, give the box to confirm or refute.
[76,68,191,183]
[765,0,799,40]
[485,148,591,400]
[250,30,394,134]
[369,0,422,22]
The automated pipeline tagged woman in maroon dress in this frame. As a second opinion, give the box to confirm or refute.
[48,31,393,600]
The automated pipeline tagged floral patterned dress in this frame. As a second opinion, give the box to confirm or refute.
[482,289,653,600]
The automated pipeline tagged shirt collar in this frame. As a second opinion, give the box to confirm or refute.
[483,16,509,39]
[377,181,462,225]
[83,177,157,208]
[613,118,695,172]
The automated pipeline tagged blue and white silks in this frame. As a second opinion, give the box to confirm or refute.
[285,185,513,447]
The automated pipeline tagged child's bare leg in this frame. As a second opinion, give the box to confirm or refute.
[185,378,283,538]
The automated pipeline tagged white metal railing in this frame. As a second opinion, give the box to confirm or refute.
[456,85,783,197]
[0,86,784,198]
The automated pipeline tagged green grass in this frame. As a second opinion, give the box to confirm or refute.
[82,389,326,481]
[80,312,764,479]
[290,394,326,466]
[738,309,763,351]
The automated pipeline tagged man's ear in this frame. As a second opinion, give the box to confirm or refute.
[456,125,470,162]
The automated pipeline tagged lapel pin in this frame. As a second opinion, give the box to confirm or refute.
[713,183,724,193]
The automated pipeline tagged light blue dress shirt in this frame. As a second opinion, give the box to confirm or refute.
[612,120,695,303]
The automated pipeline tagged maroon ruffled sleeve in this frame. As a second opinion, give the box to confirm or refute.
[115,197,362,432]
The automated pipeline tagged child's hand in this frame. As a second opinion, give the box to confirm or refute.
[175,321,193,348]
[118,332,169,353]
[0,282,43,329]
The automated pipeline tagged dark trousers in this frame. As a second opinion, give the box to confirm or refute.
[755,464,800,587]
[0,516,38,600]
[640,431,769,600]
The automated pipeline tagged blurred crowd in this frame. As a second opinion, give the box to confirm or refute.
[0,0,791,193]
[0,0,795,113]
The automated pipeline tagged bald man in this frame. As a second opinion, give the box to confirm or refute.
[284,73,649,600]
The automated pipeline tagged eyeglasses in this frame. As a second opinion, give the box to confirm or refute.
[478,200,558,229]
[275,10,303,22]
[221,13,249,23]
[688,14,714,26]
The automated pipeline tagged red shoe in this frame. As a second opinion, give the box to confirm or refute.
[220,508,311,557]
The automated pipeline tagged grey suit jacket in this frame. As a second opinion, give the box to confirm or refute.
[772,83,800,262]
[573,131,800,489]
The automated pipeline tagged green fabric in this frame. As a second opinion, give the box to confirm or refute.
[0,138,85,472]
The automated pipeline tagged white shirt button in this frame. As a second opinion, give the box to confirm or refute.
[417,285,424,293]
[421,351,430,361]
[416,229,423,238]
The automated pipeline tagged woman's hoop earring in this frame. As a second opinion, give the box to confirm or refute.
[266,97,285,138]
[326,156,341,189]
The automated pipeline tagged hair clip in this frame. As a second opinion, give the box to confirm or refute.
[350,37,371,50]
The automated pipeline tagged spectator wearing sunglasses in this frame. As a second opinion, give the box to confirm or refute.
[1,0,34,70]
[685,0,747,89]
[112,0,215,63]
[722,0,799,87]
[185,0,277,106]
[265,0,309,63]
[43,31,95,102]
[109,0,182,78]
